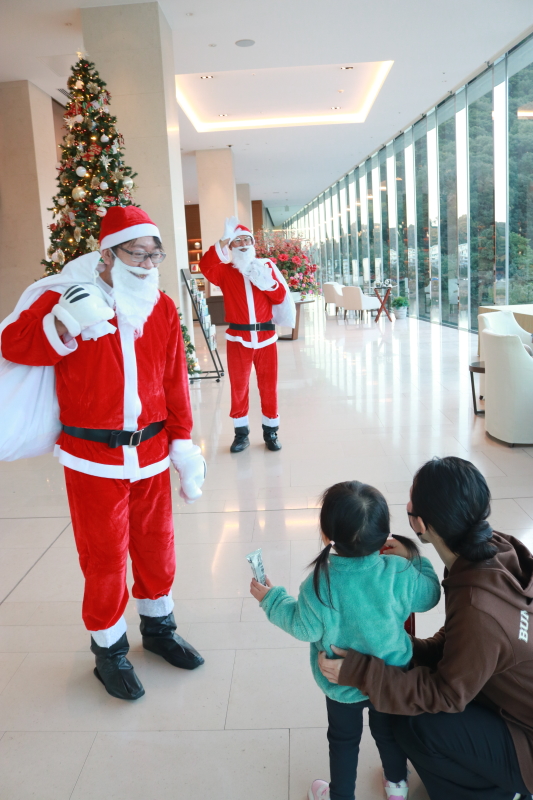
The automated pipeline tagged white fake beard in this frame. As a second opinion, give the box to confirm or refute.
[111,255,160,334]
[231,245,256,273]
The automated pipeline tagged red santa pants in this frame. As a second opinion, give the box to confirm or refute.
[64,467,175,633]
[226,340,278,424]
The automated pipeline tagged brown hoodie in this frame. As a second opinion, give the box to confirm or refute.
[338,532,533,792]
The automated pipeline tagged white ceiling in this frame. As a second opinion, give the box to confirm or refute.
[1,0,532,226]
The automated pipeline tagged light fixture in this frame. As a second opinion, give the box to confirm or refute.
[331,106,341,110]
[340,66,354,70]
[219,114,228,117]
[235,39,255,47]
[200,75,214,80]
[517,103,533,119]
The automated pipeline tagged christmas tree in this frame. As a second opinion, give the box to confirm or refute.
[43,56,138,275]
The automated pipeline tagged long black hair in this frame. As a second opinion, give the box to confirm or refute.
[310,481,420,606]
[411,456,497,562]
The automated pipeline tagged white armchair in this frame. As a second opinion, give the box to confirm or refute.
[481,329,533,445]
[341,286,380,320]
[322,282,344,317]
[478,310,532,397]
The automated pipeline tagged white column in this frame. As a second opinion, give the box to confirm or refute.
[196,148,237,250]
[81,1,192,332]
[236,183,252,230]
[0,81,57,320]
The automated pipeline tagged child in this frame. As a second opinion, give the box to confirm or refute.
[250,481,441,800]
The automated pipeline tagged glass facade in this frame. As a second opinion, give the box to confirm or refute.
[284,33,533,331]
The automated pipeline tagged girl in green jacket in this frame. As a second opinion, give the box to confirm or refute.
[250,480,441,800]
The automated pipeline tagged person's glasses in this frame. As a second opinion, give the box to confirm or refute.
[117,246,166,264]
[233,237,253,246]
[407,512,417,517]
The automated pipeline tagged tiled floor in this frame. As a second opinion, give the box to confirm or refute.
[1,302,532,799]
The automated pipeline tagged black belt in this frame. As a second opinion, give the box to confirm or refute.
[62,420,165,449]
[227,321,275,331]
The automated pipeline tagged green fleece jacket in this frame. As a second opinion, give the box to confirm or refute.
[260,552,441,703]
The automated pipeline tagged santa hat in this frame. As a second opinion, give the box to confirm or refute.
[229,222,255,245]
[99,206,161,251]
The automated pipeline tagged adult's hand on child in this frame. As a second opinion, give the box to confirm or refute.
[382,537,413,560]
[318,645,348,685]
[250,577,272,602]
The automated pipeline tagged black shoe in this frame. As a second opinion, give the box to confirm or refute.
[90,633,145,700]
[230,425,250,453]
[262,424,282,451]
[140,612,204,670]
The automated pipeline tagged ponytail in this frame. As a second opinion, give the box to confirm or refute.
[310,543,335,607]
[455,519,497,562]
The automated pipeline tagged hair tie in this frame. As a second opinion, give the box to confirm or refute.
[329,541,335,547]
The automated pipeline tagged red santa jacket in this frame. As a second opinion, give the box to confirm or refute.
[1,288,192,481]
[200,243,286,348]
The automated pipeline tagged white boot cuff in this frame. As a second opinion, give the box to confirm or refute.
[89,616,127,648]
[136,593,174,618]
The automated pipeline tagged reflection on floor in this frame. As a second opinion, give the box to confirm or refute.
[0,302,532,799]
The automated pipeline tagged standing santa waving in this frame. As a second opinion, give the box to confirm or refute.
[200,217,295,453]
[0,206,206,700]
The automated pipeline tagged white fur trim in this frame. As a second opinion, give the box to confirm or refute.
[51,304,81,338]
[89,616,127,647]
[43,313,78,356]
[214,240,231,263]
[225,332,277,349]
[232,416,249,427]
[100,223,160,251]
[136,592,174,617]
[169,439,194,456]
[262,415,279,427]
[54,445,170,481]
[119,322,142,481]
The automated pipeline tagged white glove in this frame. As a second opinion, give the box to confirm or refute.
[170,439,206,504]
[53,285,115,338]
[245,261,278,292]
[222,216,239,243]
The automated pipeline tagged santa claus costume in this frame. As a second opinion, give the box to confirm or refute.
[200,218,295,453]
[0,206,206,700]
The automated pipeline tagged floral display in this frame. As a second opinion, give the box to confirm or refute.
[254,230,319,297]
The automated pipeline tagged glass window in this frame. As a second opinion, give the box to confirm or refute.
[366,161,375,282]
[508,39,533,303]
[456,88,470,330]
[468,70,495,330]
[386,142,399,289]
[348,170,359,283]
[379,148,390,283]
[395,135,409,298]
[438,96,459,327]
[414,118,429,320]
[359,169,370,283]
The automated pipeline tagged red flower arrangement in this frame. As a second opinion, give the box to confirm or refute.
[254,230,319,298]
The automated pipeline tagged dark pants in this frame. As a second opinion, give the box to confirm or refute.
[326,696,407,800]
[391,702,530,800]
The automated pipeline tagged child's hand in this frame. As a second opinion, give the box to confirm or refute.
[250,577,272,602]
[382,537,414,560]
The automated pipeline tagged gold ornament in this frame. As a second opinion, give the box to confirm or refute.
[52,249,65,265]
[72,186,86,201]
[90,176,100,189]
[86,235,99,251]
[73,227,82,243]
[65,133,75,146]
[111,169,123,182]
[87,81,99,93]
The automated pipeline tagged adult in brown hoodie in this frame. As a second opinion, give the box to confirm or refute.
[318,457,533,800]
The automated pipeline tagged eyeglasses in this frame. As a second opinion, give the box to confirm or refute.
[407,512,417,517]
[232,236,253,246]
[116,245,167,264]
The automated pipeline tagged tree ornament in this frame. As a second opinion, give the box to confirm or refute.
[87,81,99,93]
[90,176,100,189]
[86,234,99,251]
[57,197,66,206]
[100,181,109,190]
[52,249,65,265]
[122,177,134,189]
[65,133,75,146]
[96,207,107,217]
[111,169,123,182]
[75,165,87,177]
[74,114,84,123]
[74,79,84,89]
[72,186,86,201]
[100,134,109,143]
[100,154,111,170]
[73,227,82,243]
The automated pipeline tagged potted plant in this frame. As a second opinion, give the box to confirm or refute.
[254,230,320,300]
[391,295,409,319]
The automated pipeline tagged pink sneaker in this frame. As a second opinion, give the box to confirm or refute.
[383,775,409,799]
[308,779,330,800]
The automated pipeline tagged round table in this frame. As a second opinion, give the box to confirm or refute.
[469,361,485,416]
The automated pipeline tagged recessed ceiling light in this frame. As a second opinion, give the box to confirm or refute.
[235,39,255,47]
[219,114,228,117]
[208,43,217,47]
[331,106,341,110]
[340,66,354,70]
[185,12,193,16]
[200,75,214,80]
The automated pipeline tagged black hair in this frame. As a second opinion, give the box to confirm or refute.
[309,481,420,606]
[411,456,497,562]
[112,236,163,253]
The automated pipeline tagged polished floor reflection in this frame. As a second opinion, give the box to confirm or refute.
[0,302,532,799]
